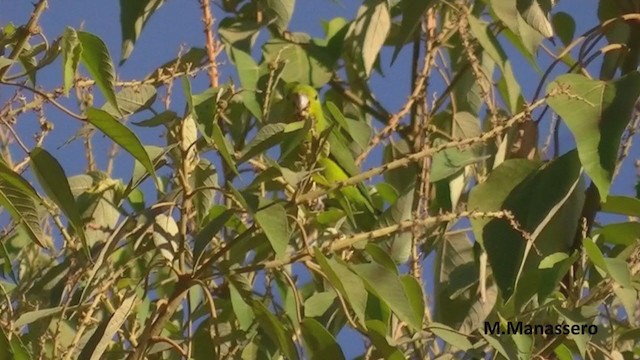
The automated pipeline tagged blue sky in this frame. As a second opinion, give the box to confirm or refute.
[2,0,638,358]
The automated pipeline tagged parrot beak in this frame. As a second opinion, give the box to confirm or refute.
[292,93,310,117]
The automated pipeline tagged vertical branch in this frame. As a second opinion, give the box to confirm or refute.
[199,0,234,190]
[457,7,499,127]
[409,7,438,358]
[200,0,220,88]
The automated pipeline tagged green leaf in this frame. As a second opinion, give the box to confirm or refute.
[133,110,178,127]
[554,344,573,360]
[192,159,218,228]
[604,257,631,287]
[596,221,640,246]
[365,320,406,360]
[0,162,47,248]
[29,148,87,253]
[0,242,14,280]
[301,318,345,360]
[583,237,606,270]
[228,47,262,119]
[0,57,14,71]
[429,322,473,351]
[262,0,295,33]
[469,159,539,249]
[467,15,507,68]
[433,232,478,329]
[538,252,570,269]
[102,84,157,118]
[119,0,164,63]
[86,108,157,185]
[601,195,640,217]
[152,214,178,262]
[613,287,637,333]
[0,329,30,360]
[15,306,77,328]
[77,32,119,111]
[251,300,298,360]
[314,249,367,325]
[240,122,305,162]
[262,39,335,88]
[78,293,137,360]
[555,308,593,357]
[193,207,234,261]
[400,275,425,327]
[391,1,435,64]
[211,121,239,177]
[517,0,553,38]
[618,328,640,342]
[551,12,575,46]
[192,320,215,360]
[61,27,81,96]
[430,112,484,182]
[346,0,391,78]
[365,243,398,274]
[125,145,166,196]
[253,199,290,258]
[547,72,640,198]
[18,45,39,85]
[489,0,544,56]
[481,332,519,359]
[352,262,421,330]
[229,282,254,331]
[498,61,524,114]
[469,151,584,299]
[303,292,336,318]
[219,17,261,52]
[512,333,534,360]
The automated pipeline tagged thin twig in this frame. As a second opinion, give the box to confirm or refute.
[0,0,49,79]
[297,97,547,206]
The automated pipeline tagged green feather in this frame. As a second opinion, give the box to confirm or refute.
[284,83,376,219]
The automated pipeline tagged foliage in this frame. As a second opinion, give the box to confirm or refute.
[1,0,640,359]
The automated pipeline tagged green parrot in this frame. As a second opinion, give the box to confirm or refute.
[283,83,376,222]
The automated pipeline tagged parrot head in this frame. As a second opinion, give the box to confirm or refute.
[285,82,319,120]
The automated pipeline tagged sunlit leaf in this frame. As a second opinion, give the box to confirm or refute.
[601,195,640,217]
[77,31,119,111]
[229,281,255,331]
[0,161,47,248]
[263,39,335,87]
[78,293,137,360]
[86,108,158,185]
[30,148,88,254]
[102,84,157,118]
[517,0,553,38]
[314,250,367,325]
[429,322,473,351]
[262,0,295,33]
[253,198,289,258]
[547,72,640,198]
[346,0,391,78]
[61,27,81,95]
